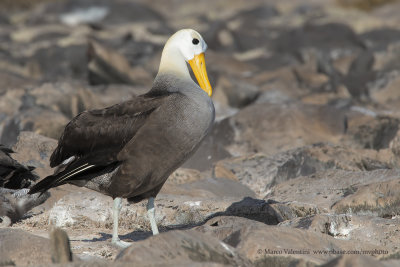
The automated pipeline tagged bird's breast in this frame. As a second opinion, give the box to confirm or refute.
[179,93,214,137]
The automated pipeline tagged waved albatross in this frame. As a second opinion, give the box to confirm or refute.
[29,29,215,247]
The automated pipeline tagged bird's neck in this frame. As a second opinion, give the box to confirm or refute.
[157,46,191,79]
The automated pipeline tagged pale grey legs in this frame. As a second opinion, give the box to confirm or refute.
[111,197,131,248]
[147,197,159,235]
[111,197,159,248]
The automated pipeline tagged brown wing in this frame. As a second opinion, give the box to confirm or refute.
[50,94,168,167]
[29,93,172,195]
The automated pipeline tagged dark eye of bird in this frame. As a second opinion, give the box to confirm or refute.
[192,38,199,45]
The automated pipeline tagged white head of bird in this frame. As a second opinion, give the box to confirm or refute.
[158,29,212,96]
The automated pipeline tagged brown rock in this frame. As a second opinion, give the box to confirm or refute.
[1,108,69,145]
[0,71,36,94]
[88,40,152,86]
[183,119,233,171]
[46,191,258,231]
[12,131,57,178]
[0,228,52,266]
[293,61,330,91]
[47,190,113,228]
[0,88,25,118]
[116,229,251,266]
[28,82,102,118]
[370,73,400,108]
[220,102,346,156]
[23,109,69,139]
[373,1,400,25]
[45,181,297,232]
[0,188,50,223]
[0,81,156,146]
[210,97,239,122]
[337,0,393,11]
[29,82,147,119]
[321,254,386,267]
[195,216,384,265]
[195,216,265,242]
[50,227,72,263]
[162,177,255,199]
[346,114,400,150]
[165,168,203,185]
[214,75,259,108]
[332,179,400,217]
[280,214,400,253]
[92,84,148,109]
[222,197,303,225]
[267,169,400,212]
[206,50,258,78]
[279,214,353,237]
[332,53,358,76]
[389,129,400,157]
[215,143,390,198]
[35,261,225,267]
[252,67,303,104]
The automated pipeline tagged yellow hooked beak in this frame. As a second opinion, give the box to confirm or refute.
[188,53,212,97]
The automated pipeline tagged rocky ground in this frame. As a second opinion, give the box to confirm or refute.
[1,0,400,266]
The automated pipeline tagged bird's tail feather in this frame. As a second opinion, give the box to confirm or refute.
[28,163,96,195]
[29,158,121,195]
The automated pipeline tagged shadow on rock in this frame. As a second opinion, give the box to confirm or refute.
[216,197,286,225]
[113,197,291,244]
[81,231,152,243]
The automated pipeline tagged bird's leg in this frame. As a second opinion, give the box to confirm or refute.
[146,197,159,235]
[111,197,131,248]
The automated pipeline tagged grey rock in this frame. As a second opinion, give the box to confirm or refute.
[195,216,384,265]
[280,214,400,253]
[321,255,386,267]
[1,107,69,145]
[12,131,57,178]
[361,28,400,51]
[31,44,88,81]
[332,178,400,217]
[27,0,166,26]
[0,188,50,223]
[0,144,38,189]
[116,229,251,266]
[50,228,73,263]
[46,190,257,230]
[271,23,365,56]
[214,143,390,198]
[346,115,399,150]
[229,5,279,52]
[215,102,347,156]
[0,228,52,266]
[87,40,152,86]
[267,169,400,212]
[214,75,259,109]
[183,119,233,171]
